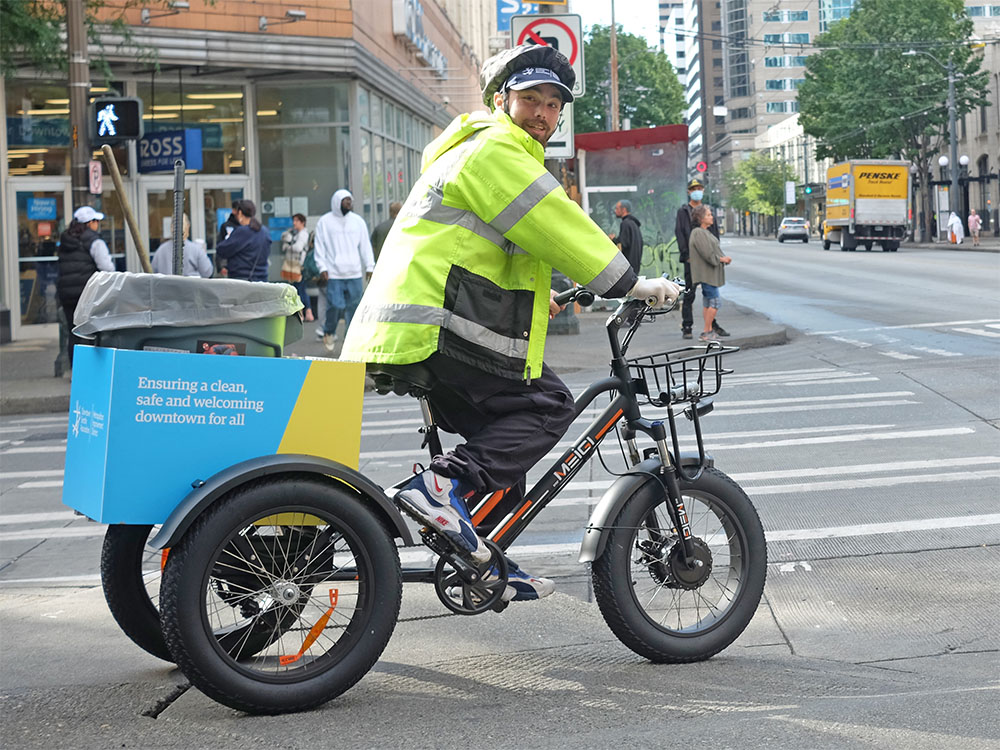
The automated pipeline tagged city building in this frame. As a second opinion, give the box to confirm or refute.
[2,0,482,341]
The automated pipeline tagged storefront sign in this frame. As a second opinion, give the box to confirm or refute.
[392,0,448,78]
[7,117,70,147]
[138,129,203,173]
[27,198,58,221]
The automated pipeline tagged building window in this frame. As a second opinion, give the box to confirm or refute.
[714,77,725,87]
[712,20,722,30]
[6,79,125,177]
[819,0,855,32]
[731,107,752,119]
[676,34,686,43]
[967,5,984,15]
[765,101,800,114]
[982,103,990,132]
[763,10,809,21]
[766,79,786,90]
[712,40,723,49]
[138,80,246,175]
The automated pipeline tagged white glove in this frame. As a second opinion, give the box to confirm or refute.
[628,278,682,308]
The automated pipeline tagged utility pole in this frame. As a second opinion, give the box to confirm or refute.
[67,0,92,211]
[610,0,619,131]
[946,57,959,216]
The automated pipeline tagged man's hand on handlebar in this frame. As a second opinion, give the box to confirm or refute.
[549,289,565,320]
[628,278,682,308]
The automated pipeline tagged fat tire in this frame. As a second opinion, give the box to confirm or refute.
[101,525,173,662]
[160,475,402,714]
[591,467,766,663]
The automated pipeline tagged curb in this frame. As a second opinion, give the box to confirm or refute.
[0,394,70,417]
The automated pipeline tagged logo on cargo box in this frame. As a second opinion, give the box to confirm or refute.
[857,172,902,180]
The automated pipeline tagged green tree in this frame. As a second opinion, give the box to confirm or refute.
[1,0,185,80]
[574,24,685,134]
[797,0,988,240]
[723,153,796,234]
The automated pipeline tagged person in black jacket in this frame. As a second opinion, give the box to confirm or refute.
[612,199,643,274]
[216,199,271,281]
[675,178,727,339]
[57,206,116,365]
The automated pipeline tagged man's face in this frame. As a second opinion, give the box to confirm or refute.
[614,202,624,218]
[293,217,305,231]
[494,83,563,146]
[341,196,352,213]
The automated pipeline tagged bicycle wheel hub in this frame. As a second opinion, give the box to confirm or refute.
[667,537,713,589]
[271,580,302,606]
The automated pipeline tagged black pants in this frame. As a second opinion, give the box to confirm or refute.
[419,354,576,531]
[681,261,697,332]
[61,300,87,367]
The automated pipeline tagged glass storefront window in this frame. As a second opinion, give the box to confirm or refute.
[6,80,124,176]
[136,80,246,174]
[14,188,64,324]
[256,82,352,219]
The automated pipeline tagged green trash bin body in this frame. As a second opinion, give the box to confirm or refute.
[74,272,304,358]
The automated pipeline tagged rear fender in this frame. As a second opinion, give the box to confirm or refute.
[149,454,413,549]
[578,452,713,564]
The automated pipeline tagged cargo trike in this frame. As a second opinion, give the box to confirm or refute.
[65,274,766,714]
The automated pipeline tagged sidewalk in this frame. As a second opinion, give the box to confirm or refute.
[0,302,787,416]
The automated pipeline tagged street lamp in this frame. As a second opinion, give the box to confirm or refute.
[904,48,960,215]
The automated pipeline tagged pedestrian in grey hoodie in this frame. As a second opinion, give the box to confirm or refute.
[313,189,374,351]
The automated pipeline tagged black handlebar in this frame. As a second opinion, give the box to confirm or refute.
[553,287,596,307]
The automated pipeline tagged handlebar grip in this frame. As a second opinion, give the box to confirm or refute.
[553,287,595,307]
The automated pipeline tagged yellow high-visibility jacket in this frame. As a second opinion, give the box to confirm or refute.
[340,109,636,381]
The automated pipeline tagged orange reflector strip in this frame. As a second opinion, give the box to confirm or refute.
[280,588,338,666]
[595,409,624,440]
[493,501,532,543]
[472,489,507,526]
[160,549,170,571]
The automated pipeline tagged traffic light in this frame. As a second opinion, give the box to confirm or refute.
[90,97,144,145]
[804,185,813,194]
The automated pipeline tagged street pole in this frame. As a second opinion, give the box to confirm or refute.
[67,0,92,212]
[610,0,619,131]
[946,58,959,216]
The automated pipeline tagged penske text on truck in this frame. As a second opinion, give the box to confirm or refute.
[823,160,910,252]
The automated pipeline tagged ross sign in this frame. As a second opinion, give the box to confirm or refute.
[138,129,203,173]
[90,97,143,145]
[696,161,708,173]
[88,160,103,195]
[511,14,585,96]
[545,102,574,159]
[392,0,448,78]
[497,1,536,32]
[27,197,58,221]
[785,180,796,205]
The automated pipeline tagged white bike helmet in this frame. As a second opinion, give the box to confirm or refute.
[480,44,576,108]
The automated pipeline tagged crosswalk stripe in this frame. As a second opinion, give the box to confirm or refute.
[953,327,1000,338]
[811,318,1000,335]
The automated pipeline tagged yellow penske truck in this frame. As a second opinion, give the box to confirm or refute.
[822,160,911,252]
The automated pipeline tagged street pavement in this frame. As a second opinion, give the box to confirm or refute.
[2,245,999,748]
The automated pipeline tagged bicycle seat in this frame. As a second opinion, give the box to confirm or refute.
[368,362,438,397]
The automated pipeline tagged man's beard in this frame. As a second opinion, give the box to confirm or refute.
[504,102,552,146]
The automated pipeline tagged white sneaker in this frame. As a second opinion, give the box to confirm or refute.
[315,327,325,340]
[395,470,490,564]
[323,333,337,352]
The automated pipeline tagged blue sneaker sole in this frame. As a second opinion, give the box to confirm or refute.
[395,492,481,559]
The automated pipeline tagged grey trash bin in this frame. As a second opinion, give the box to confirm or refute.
[73,272,303,358]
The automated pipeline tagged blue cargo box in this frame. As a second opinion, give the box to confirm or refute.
[63,346,364,524]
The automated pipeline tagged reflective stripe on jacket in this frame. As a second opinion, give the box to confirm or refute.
[341,110,635,381]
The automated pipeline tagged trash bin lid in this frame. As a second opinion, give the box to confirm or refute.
[72,271,303,337]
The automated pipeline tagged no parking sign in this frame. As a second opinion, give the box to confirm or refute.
[511,14,585,96]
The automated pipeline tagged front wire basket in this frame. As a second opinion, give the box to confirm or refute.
[628,342,738,407]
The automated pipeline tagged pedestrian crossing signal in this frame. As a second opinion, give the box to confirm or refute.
[90,97,143,144]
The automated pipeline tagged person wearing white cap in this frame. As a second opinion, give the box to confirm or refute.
[57,205,116,365]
